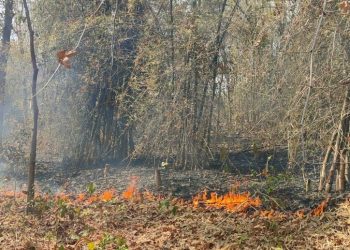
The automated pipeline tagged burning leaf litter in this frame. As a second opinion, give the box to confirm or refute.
[193,190,261,212]
[311,197,330,216]
[0,177,330,218]
[0,177,348,249]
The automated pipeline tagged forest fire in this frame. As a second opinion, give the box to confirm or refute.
[100,189,115,202]
[193,190,262,213]
[0,178,329,219]
[121,176,159,201]
[2,0,350,247]
[122,176,139,200]
[311,198,330,216]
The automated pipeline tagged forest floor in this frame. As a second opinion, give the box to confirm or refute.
[0,187,350,249]
[1,147,332,211]
[1,148,350,249]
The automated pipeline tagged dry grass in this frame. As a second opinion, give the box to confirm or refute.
[1,193,350,249]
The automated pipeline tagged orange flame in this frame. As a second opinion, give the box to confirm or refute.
[193,190,261,212]
[0,179,267,216]
[86,195,98,204]
[122,176,139,200]
[76,193,86,202]
[55,193,72,203]
[311,198,329,216]
[100,189,115,202]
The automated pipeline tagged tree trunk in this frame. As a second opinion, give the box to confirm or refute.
[23,0,39,213]
[319,129,337,191]
[155,168,162,188]
[338,150,346,192]
[0,0,14,144]
[207,0,240,147]
[324,86,350,193]
[169,0,175,90]
[206,0,227,147]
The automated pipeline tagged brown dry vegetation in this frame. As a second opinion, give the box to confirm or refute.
[0,192,350,249]
[1,0,350,249]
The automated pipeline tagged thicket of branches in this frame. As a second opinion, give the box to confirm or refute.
[1,0,350,190]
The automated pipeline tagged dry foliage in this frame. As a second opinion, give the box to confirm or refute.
[0,189,349,249]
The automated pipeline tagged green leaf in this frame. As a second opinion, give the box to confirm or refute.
[171,205,178,216]
[159,200,170,210]
[87,183,96,195]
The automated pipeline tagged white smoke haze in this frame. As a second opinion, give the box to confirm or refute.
[0,42,80,193]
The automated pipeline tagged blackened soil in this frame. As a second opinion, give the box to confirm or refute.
[0,147,337,212]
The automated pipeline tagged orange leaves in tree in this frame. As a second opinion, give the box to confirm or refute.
[339,1,350,14]
[57,49,77,69]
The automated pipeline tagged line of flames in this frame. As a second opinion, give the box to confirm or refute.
[193,190,262,213]
[0,178,330,218]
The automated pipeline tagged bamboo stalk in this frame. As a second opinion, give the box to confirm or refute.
[325,124,341,193]
[325,87,350,193]
[338,150,346,192]
[319,129,337,191]
[345,153,349,184]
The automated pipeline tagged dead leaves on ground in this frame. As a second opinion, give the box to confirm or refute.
[1,194,348,249]
[339,1,350,14]
[0,188,346,249]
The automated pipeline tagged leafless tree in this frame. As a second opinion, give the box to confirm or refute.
[23,0,39,213]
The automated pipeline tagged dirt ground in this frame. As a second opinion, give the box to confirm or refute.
[0,189,350,249]
[1,150,350,249]
[0,147,340,212]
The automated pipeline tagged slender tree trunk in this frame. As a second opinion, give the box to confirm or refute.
[206,0,227,147]
[324,86,350,193]
[338,149,346,192]
[0,0,14,144]
[300,0,327,182]
[23,0,39,213]
[169,0,175,91]
[319,129,337,191]
[216,74,223,136]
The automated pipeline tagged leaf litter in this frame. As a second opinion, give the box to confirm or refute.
[1,176,350,249]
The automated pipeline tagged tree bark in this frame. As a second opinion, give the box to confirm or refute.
[338,150,346,192]
[155,168,162,188]
[23,0,39,213]
[319,129,337,191]
[169,0,175,91]
[324,86,350,193]
[0,0,14,144]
